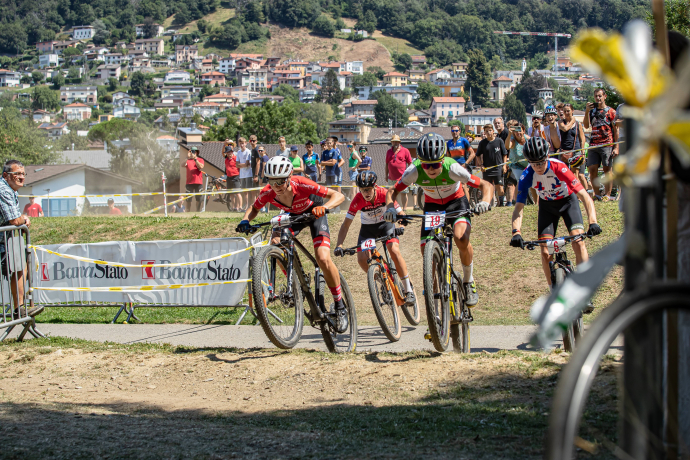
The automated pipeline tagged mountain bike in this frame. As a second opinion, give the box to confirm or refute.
[240,212,358,353]
[522,234,591,352]
[401,210,475,353]
[339,225,421,342]
[203,172,233,212]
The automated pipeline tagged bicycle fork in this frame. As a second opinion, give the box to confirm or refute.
[373,247,405,307]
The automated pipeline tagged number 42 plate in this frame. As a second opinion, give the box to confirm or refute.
[424,212,446,230]
[360,238,376,251]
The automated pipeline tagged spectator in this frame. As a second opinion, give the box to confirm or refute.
[543,105,562,154]
[184,146,204,212]
[480,131,487,140]
[107,198,122,215]
[505,120,537,205]
[527,111,546,138]
[303,140,320,182]
[258,145,268,184]
[223,139,242,212]
[346,142,361,201]
[559,103,588,196]
[276,136,290,158]
[23,196,43,217]
[615,102,626,147]
[171,196,186,213]
[358,146,372,172]
[0,160,40,319]
[330,136,345,195]
[249,135,261,202]
[236,137,252,210]
[477,124,508,206]
[584,88,618,201]
[318,139,327,182]
[289,145,305,176]
[321,138,339,186]
[385,134,413,210]
[493,117,509,144]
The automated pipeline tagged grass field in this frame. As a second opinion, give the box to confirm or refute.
[30,201,624,327]
[371,31,424,57]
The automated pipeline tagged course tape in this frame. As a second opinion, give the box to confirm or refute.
[482,141,625,171]
[29,241,268,268]
[143,195,190,215]
[31,278,251,293]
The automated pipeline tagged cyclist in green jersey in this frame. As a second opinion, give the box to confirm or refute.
[384,133,493,305]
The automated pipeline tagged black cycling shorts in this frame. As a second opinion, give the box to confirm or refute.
[271,196,331,248]
[537,194,584,239]
[484,175,504,186]
[357,222,398,246]
[420,196,471,245]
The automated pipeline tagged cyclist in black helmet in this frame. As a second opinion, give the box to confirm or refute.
[510,136,601,312]
[335,171,416,305]
[384,132,494,306]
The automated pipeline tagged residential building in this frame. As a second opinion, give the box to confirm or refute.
[96,64,121,80]
[490,76,513,102]
[494,70,524,86]
[60,86,97,104]
[452,62,468,74]
[53,40,79,54]
[36,41,57,53]
[457,107,504,134]
[84,47,109,60]
[38,54,59,69]
[37,122,69,139]
[98,114,114,123]
[245,95,284,107]
[219,57,236,73]
[200,71,225,86]
[113,97,136,107]
[72,26,95,40]
[161,86,194,101]
[239,69,268,92]
[433,79,465,97]
[192,101,221,117]
[538,85,554,101]
[111,91,130,102]
[277,74,306,90]
[430,96,466,123]
[0,70,21,87]
[390,89,415,106]
[407,109,432,125]
[175,45,198,64]
[202,94,239,107]
[135,23,164,37]
[425,69,452,82]
[328,119,373,144]
[340,61,364,75]
[103,53,129,65]
[355,84,420,101]
[343,100,376,117]
[320,62,342,74]
[31,110,52,124]
[411,55,427,67]
[165,70,191,84]
[113,105,141,120]
[135,38,164,56]
[195,59,214,73]
[63,102,92,121]
[219,86,253,103]
[407,69,425,82]
[299,83,320,103]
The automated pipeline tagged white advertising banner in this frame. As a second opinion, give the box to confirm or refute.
[32,237,250,306]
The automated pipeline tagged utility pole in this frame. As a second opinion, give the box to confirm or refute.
[493,31,572,76]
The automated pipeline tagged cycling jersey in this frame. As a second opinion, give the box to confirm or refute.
[346,186,402,225]
[395,157,481,205]
[447,138,472,164]
[516,159,584,204]
[253,175,328,214]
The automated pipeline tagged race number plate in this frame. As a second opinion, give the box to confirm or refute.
[270,214,292,228]
[546,238,567,255]
[360,238,376,251]
[424,212,446,230]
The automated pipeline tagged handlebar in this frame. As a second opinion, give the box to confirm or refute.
[523,234,590,251]
[400,209,475,221]
[237,210,331,235]
[339,227,405,256]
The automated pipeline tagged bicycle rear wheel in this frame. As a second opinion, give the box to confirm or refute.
[252,246,304,349]
[555,268,576,352]
[393,271,420,325]
[367,263,401,342]
[423,240,450,352]
[320,274,358,353]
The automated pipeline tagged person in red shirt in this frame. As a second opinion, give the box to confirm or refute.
[384,135,412,211]
[107,198,122,215]
[223,139,242,212]
[184,146,205,212]
[23,196,43,217]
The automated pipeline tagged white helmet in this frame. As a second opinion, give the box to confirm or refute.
[532,110,544,118]
[264,156,293,179]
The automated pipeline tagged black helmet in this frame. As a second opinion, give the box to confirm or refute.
[416,133,446,163]
[524,136,549,162]
[356,171,377,188]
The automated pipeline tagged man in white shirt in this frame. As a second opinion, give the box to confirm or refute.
[527,111,546,138]
[236,137,252,211]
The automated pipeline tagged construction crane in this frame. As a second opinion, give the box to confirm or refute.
[493,31,572,76]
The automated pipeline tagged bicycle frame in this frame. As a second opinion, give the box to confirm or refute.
[345,237,406,307]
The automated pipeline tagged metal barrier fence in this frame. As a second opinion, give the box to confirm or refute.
[0,225,46,341]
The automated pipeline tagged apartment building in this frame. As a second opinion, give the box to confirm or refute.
[60,86,97,104]
[175,45,198,64]
[96,64,121,79]
[135,39,164,56]
[135,23,164,37]
[72,26,95,40]
[38,54,59,69]
[63,103,92,121]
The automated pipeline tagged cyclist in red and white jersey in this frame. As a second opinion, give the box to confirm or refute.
[236,156,349,332]
[334,171,416,305]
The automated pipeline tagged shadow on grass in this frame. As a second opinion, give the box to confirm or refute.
[0,367,619,460]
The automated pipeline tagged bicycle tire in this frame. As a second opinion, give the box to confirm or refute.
[320,273,358,353]
[394,271,421,325]
[423,240,450,352]
[367,263,401,342]
[461,321,470,353]
[546,284,690,460]
[252,246,304,349]
[555,267,576,352]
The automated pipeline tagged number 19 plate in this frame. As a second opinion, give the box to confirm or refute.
[424,212,446,230]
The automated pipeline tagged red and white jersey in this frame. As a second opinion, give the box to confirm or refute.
[346,186,402,225]
[253,175,328,214]
[517,159,584,203]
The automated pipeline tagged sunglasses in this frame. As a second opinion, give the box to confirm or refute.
[6,172,26,177]
[359,150,367,153]
[268,178,288,186]
[451,130,459,133]
[258,150,265,152]
[421,162,442,170]
[529,160,547,168]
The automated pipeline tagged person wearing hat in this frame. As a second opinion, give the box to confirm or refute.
[184,145,205,212]
[303,140,320,182]
[107,198,122,215]
[527,111,546,139]
[289,145,304,176]
[385,134,412,211]
[223,139,242,212]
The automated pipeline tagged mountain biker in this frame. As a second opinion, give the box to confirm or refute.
[383,133,494,306]
[334,171,416,306]
[235,156,349,332]
[509,137,601,312]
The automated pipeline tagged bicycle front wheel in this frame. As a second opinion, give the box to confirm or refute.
[252,246,304,349]
[451,321,470,353]
[393,271,420,325]
[367,263,401,342]
[320,274,358,353]
[423,240,450,352]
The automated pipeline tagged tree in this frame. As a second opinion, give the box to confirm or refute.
[67,67,81,79]
[51,74,65,90]
[210,25,243,49]
[92,20,110,45]
[245,22,264,41]
[515,71,547,111]
[319,69,343,105]
[416,80,442,103]
[525,52,550,73]
[108,77,119,92]
[465,49,492,107]
[20,75,32,85]
[31,86,60,111]
[245,1,266,23]
[502,93,527,126]
[295,102,334,138]
[174,4,192,26]
[351,72,378,88]
[372,90,408,127]
[578,82,595,103]
[129,71,153,97]
[395,53,412,72]
[335,18,346,30]
[312,15,335,38]
[554,85,574,105]
[62,47,82,58]
[31,71,44,84]
[0,108,60,164]
[424,40,463,67]
[647,0,690,37]
[273,84,299,103]
[367,66,386,80]
[196,19,209,34]
[0,22,28,54]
